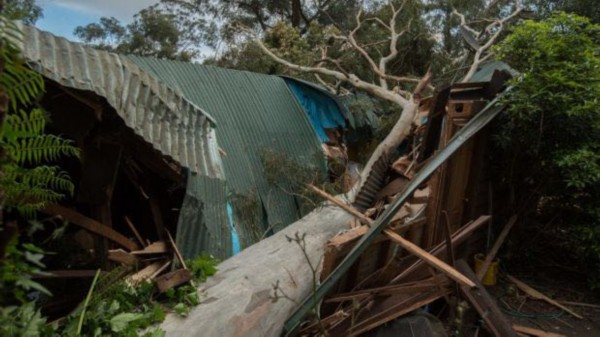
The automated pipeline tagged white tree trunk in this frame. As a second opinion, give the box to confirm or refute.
[354,99,418,198]
[160,205,353,337]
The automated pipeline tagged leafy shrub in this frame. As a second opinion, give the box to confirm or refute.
[495,12,600,287]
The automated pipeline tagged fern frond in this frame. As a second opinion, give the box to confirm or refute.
[3,108,47,140]
[0,17,43,111]
[0,61,44,111]
[5,133,80,165]
[2,164,75,217]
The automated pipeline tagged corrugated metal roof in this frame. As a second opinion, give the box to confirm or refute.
[176,173,231,260]
[128,56,323,239]
[18,23,224,179]
[470,61,518,82]
[283,78,348,142]
[280,76,350,118]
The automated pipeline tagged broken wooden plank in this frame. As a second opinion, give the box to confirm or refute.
[507,275,583,319]
[42,204,139,251]
[328,225,369,249]
[408,187,430,203]
[155,269,192,293]
[384,230,476,288]
[348,290,448,336]
[108,249,138,266]
[325,277,449,303]
[391,215,490,284]
[131,241,168,255]
[309,183,475,288]
[124,216,147,248]
[559,300,600,309]
[150,260,172,280]
[129,261,165,284]
[455,260,517,337]
[166,229,187,270]
[476,215,517,281]
[512,324,566,337]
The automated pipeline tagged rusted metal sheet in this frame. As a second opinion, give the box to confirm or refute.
[18,23,224,179]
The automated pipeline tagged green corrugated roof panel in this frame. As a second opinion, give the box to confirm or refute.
[128,56,324,254]
[177,173,231,260]
[470,61,518,82]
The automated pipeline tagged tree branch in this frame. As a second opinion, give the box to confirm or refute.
[454,1,523,82]
[238,24,410,108]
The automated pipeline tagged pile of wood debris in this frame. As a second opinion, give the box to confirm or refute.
[286,71,583,337]
[36,203,193,315]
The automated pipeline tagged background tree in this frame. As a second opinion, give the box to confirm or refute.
[74,3,212,60]
[4,0,41,24]
[494,12,600,286]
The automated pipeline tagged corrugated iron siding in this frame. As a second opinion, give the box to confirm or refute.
[128,56,323,242]
[18,23,224,179]
[176,173,231,260]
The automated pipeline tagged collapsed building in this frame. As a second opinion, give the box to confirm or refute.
[19,23,352,264]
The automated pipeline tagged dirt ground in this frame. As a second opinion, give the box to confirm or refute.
[489,273,600,337]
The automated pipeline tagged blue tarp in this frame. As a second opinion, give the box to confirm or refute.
[285,80,347,142]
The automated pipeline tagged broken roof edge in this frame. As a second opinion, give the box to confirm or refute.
[17,22,225,179]
[280,75,351,119]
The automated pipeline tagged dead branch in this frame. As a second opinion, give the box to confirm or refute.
[454,1,523,82]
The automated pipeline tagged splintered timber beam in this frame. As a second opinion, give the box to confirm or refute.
[476,215,517,281]
[308,184,476,288]
[42,204,139,251]
[391,215,490,283]
[512,325,566,337]
[384,230,476,288]
[284,94,508,336]
[507,275,583,319]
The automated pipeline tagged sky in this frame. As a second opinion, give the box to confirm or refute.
[36,0,159,40]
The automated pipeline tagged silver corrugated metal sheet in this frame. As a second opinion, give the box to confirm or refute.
[18,23,224,179]
[128,56,324,245]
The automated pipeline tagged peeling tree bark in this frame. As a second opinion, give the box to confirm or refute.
[160,205,353,337]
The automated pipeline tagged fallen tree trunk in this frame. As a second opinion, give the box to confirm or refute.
[160,204,353,337]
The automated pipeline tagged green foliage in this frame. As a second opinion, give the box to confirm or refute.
[61,281,166,337]
[260,148,343,213]
[0,17,44,111]
[0,16,79,217]
[187,253,218,282]
[74,2,214,61]
[495,12,600,286]
[0,302,54,337]
[0,238,50,304]
[4,0,43,25]
[1,108,79,216]
[230,190,264,245]
[3,109,80,164]
[53,255,217,336]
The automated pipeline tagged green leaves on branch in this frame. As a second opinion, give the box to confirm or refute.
[495,12,600,286]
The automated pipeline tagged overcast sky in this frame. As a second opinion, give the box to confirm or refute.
[37,0,159,40]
